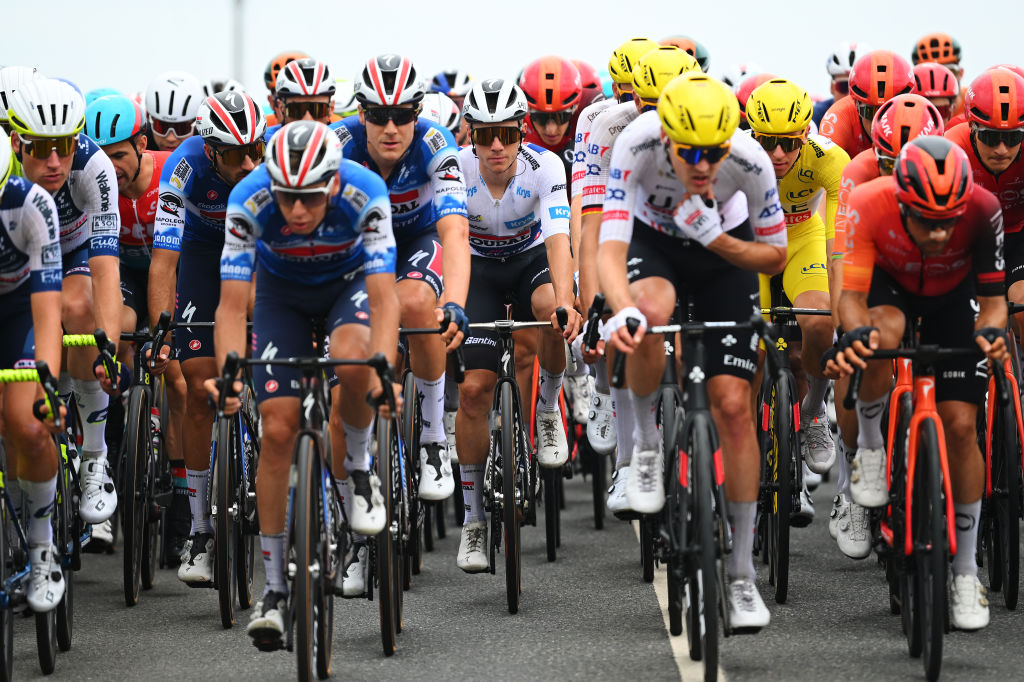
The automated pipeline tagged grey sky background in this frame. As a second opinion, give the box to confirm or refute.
[5,0,1021,101]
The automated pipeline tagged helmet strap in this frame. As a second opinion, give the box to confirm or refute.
[128,134,143,184]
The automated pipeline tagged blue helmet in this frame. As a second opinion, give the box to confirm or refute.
[85,94,146,146]
[85,87,122,107]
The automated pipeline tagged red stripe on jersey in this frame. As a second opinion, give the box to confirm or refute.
[754,221,786,236]
[391,188,418,203]
[602,210,629,221]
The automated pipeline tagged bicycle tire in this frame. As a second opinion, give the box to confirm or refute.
[435,498,447,538]
[543,467,558,562]
[692,419,720,680]
[641,519,655,583]
[423,501,434,552]
[588,436,606,530]
[122,386,149,607]
[401,370,423,582]
[236,393,259,610]
[992,395,1021,609]
[388,417,406,628]
[293,434,328,680]
[767,376,794,604]
[915,418,947,681]
[142,378,168,590]
[215,415,237,628]
[55,439,73,652]
[375,417,398,655]
[35,608,56,675]
[0,491,11,682]
[501,381,522,614]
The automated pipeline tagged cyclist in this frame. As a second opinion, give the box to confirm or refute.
[520,56,582,185]
[332,54,469,502]
[598,73,786,629]
[813,43,870,127]
[453,79,581,571]
[820,50,914,158]
[659,35,710,72]
[0,129,66,612]
[430,70,472,112]
[263,57,335,142]
[835,136,1006,630]
[420,92,461,141]
[721,63,763,92]
[262,50,309,126]
[8,78,122,532]
[144,71,204,153]
[912,32,964,117]
[735,73,775,130]
[0,65,42,135]
[149,90,266,584]
[912,62,959,126]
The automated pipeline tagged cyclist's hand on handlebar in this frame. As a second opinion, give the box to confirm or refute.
[606,307,646,354]
[576,323,605,363]
[835,326,879,375]
[439,303,467,352]
[203,377,243,415]
[819,347,843,380]
[368,380,404,420]
[975,327,1009,364]
[94,355,130,396]
[146,343,173,375]
[33,385,66,434]
[552,304,583,342]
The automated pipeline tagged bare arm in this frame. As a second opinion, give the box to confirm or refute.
[148,248,180,327]
[706,233,786,274]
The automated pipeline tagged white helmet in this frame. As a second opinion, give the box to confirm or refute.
[266,121,341,188]
[354,54,426,106]
[145,71,204,123]
[431,70,472,98]
[420,92,460,133]
[195,91,266,146]
[275,58,335,98]
[7,78,85,137]
[462,79,527,124]
[201,78,246,97]
[0,66,43,123]
[720,63,763,93]
[826,42,872,77]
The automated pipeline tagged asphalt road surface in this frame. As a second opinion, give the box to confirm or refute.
[9,463,1024,681]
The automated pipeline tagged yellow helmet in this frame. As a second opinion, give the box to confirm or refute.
[658,73,739,146]
[608,37,660,85]
[632,47,701,101]
[745,78,813,135]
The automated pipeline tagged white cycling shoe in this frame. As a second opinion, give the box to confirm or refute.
[456,522,489,573]
[850,447,888,508]
[80,457,117,524]
[563,373,592,424]
[626,447,664,514]
[418,442,454,501]
[587,390,616,455]
[27,543,64,613]
[728,578,770,631]
[536,410,569,468]
[349,470,386,535]
[949,574,990,630]
[606,466,633,516]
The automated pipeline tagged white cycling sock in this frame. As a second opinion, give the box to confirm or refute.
[952,499,981,577]
[537,369,563,413]
[187,468,212,534]
[343,422,372,472]
[727,501,757,581]
[835,437,851,496]
[21,477,56,545]
[801,375,830,416]
[567,337,587,377]
[611,386,634,469]
[460,463,485,525]
[73,378,109,456]
[594,357,610,393]
[631,389,659,452]
[415,374,446,444]
[260,532,287,595]
[333,478,365,543]
[855,396,887,450]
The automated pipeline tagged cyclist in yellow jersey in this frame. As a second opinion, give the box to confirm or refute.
[746,79,850,491]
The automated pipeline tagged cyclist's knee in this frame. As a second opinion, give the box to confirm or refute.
[260,407,299,456]
[800,314,833,347]
[940,405,979,455]
[398,282,437,324]
[61,289,93,330]
[459,373,494,417]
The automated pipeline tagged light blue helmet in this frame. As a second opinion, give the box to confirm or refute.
[84,94,146,146]
[85,87,123,107]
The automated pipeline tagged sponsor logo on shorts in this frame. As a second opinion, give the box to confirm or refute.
[723,354,756,373]
[356,311,369,320]
[265,380,279,393]
[189,340,201,351]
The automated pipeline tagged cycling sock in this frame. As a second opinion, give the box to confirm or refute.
[801,375,830,416]
[21,476,56,545]
[415,374,446,444]
[835,438,851,496]
[443,374,459,412]
[58,371,73,405]
[952,499,981,577]
[727,501,757,581]
[260,532,287,595]
[611,386,634,469]
[566,336,587,377]
[537,369,563,413]
[594,357,610,393]
[854,396,887,450]
[187,468,212,534]
[460,463,485,525]
[631,389,659,452]
[73,378,109,456]
[342,422,372,472]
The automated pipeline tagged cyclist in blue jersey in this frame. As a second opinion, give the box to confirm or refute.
[0,130,67,612]
[207,120,400,645]
[263,57,336,143]
[149,91,267,584]
[8,78,123,543]
[332,54,470,503]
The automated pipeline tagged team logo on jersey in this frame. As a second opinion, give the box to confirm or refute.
[435,156,462,183]
[228,217,252,240]
[334,125,353,147]
[244,188,272,215]
[207,190,218,200]
[424,128,447,154]
[363,206,388,233]
[159,192,183,217]
[169,158,193,190]
[342,184,369,211]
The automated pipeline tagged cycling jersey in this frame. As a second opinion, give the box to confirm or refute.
[525,119,575,200]
[775,134,849,241]
[459,143,569,258]
[833,149,879,259]
[599,111,786,247]
[222,161,396,285]
[119,150,170,269]
[842,176,1004,297]
[581,101,639,215]
[0,177,62,295]
[946,122,1024,235]
[570,98,617,200]
[330,116,467,243]
[812,97,834,128]
[819,96,871,159]
[152,135,233,251]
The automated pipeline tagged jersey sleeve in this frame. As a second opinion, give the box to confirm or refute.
[357,188,397,276]
[582,113,615,215]
[812,137,851,242]
[422,125,468,221]
[740,148,787,247]
[77,150,120,258]
[972,195,1006,298]
[153,151,191,252]
[833,171,857,260]
[840,186,877,293]
[18,185,63,293]
[220,180,265,283]
[599,132,649,244]
[570,116,591,200]
[537,152,571,239]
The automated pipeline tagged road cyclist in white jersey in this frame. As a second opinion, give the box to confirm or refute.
[598,73,787,629]
[453,78,582,572]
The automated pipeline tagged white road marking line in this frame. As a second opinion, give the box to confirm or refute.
[633,520,727,682]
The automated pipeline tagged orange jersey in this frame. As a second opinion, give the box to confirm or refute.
[947,122,1024,234]
[833,149,880,258]
[819,96,872,159]
[842,176,1004,297]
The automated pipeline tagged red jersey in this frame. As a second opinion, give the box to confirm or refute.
[946,122,1024,234]
[819,96,872,159]
[842,176,1004,297]
[118,150,170,269]
[834,149,880,258]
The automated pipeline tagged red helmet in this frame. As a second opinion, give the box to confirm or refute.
[912,33,961,66]
[871,94,944,157]
[849,50,914,106]
[571,59,601,91]
[519,56,581,113]
[736,73,775,120]
[964,68,1024,130]
[895,136,973,218]
[991,63,1024,80]
[912,63,959,99]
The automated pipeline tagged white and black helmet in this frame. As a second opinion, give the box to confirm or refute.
[145,71,204,122]
[275,58,335,98]
[462,79,527,124]
[0,66,43,123]
[201,78,246,98]
[420,92,460,134]
[826,42,872,77]
[7,78,85,137]
[354,54,425,107]
[195,91,266,146]
[266,121,341,188]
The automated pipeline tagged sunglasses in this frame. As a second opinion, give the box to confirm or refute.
[906,207,958,230]
[150,117,195,138]
[471,126,522,146]
[283,100,332,121]
[617,92,635,104]
[272,181,332,208]
[832,79,849,95]
[530,110,574,128]
[753,132,804,154]
[671,140,731,165]
[21,134,78,159]
[0,121,10,135]
[638,98,659,112]
[875,151,897,176]
[214,140,265,166]
[855,101,879,123]
[362,106,420,126]
[974,126,1024,148]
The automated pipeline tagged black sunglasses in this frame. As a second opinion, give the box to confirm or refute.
[471,126,522,146]
[530,110,573,128]
[283,101,331,121]
[753,133,804,154]
[363,106,420,126]
[974,127,1024,148]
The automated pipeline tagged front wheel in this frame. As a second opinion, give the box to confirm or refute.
[915,418,947,682]
[501,382,522,614]
[214,415,237,629]
[122,387,150,607]
[375,418,400,655]
[766,377,794,604]
[991,394,1021,609]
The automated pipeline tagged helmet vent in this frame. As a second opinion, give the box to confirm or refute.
[898,126,910,149]
[1002,102,1010,121]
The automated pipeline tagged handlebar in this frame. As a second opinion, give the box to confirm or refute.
[583,293,605,353]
